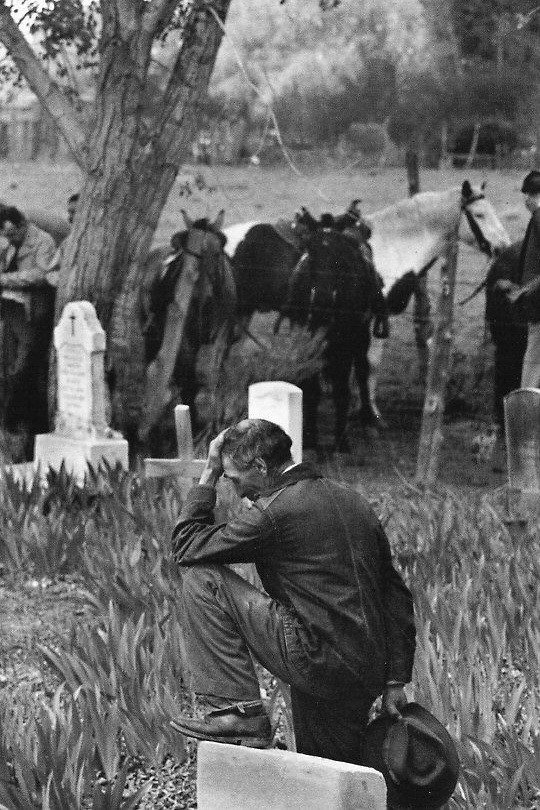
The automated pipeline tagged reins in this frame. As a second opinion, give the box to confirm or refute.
[461,194,493,257]
[458,192,495,306]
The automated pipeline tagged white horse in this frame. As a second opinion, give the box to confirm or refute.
[224,180,511,421]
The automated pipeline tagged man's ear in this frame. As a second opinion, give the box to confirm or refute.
[253,457,268,476]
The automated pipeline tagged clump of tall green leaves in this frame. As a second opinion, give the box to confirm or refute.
[0,466,188,805]
[0,686,148,809]
[377,489,540,809]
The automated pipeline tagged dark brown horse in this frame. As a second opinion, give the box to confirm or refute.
[138,211,236,445]
[232,222,386,452]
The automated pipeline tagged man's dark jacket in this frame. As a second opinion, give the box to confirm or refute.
[516,208,540,323]
[173,464,416,701]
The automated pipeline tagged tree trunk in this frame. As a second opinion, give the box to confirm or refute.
[465,120,481,170]
[415,231,459,486]
[405,143,420,196]
[440,121,451,169]
[53,2,231,437]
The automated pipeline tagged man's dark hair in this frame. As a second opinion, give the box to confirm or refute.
[521,171,540,195]
[221,419,293,473]
[0,206,25,228]
[68,193,80,204]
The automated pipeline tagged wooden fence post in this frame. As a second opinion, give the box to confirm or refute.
[415,233,459,485]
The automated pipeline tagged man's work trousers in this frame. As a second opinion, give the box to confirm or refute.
[181,564,372,764]
[521,322,540,389]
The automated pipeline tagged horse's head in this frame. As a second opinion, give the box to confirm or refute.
[143,210,236,362]
[459,180,511,257]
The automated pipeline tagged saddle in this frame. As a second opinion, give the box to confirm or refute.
[283,230,377,331]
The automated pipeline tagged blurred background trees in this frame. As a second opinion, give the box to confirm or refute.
[197,0,540,170]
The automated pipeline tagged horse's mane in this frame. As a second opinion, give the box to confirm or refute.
[367,187,460,234]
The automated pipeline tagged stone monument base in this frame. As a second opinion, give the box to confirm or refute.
[34,433,129,483]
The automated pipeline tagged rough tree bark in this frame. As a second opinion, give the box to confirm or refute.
[0,0,232,438]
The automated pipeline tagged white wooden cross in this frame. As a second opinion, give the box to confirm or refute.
[144,404,207,485]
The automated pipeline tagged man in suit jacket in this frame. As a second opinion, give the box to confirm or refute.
[169,419,416,761]
[0,206,56,445]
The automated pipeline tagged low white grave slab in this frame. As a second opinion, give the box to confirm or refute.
[248,381,302,464]
[197,743,386,810]
[34,301,128,481]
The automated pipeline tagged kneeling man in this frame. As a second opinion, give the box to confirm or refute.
[171,419,416,762]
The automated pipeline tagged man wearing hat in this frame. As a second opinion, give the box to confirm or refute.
[169,419,416,763]
[498,170,540,388]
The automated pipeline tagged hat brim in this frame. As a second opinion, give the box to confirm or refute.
[361,704,460,809]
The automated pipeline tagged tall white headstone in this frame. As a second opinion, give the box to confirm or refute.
[34,301,128,481]
[248,381,302,464]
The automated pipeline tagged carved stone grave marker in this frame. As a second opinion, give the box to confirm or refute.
[248,381,302,464]
[34,301,128,481]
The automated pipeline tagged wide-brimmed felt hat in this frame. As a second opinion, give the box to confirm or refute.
[521,170,540,195]
[361,703,460,809]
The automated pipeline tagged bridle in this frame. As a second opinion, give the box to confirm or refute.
[461,193,493,257]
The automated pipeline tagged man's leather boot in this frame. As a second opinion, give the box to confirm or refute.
[170,699,272,748]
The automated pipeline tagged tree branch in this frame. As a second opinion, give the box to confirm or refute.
[142,0,183,36]
[115,0,143,37]
[0,3,87,168]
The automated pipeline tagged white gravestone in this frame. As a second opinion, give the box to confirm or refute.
[504,388,540,495]
[197,743,386,810]
[248,381,302,464]
[34,301,128,481]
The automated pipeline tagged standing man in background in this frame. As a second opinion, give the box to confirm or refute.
[45,192,79,288]
[498,171,540,389]
[0,206,56,452]
[516,171,540,388]
[170,418,416,762]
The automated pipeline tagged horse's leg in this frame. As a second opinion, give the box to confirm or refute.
[355,330,381,434]
[326,344,353,452]
[365,338,384,423]
[301,374,321,452]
